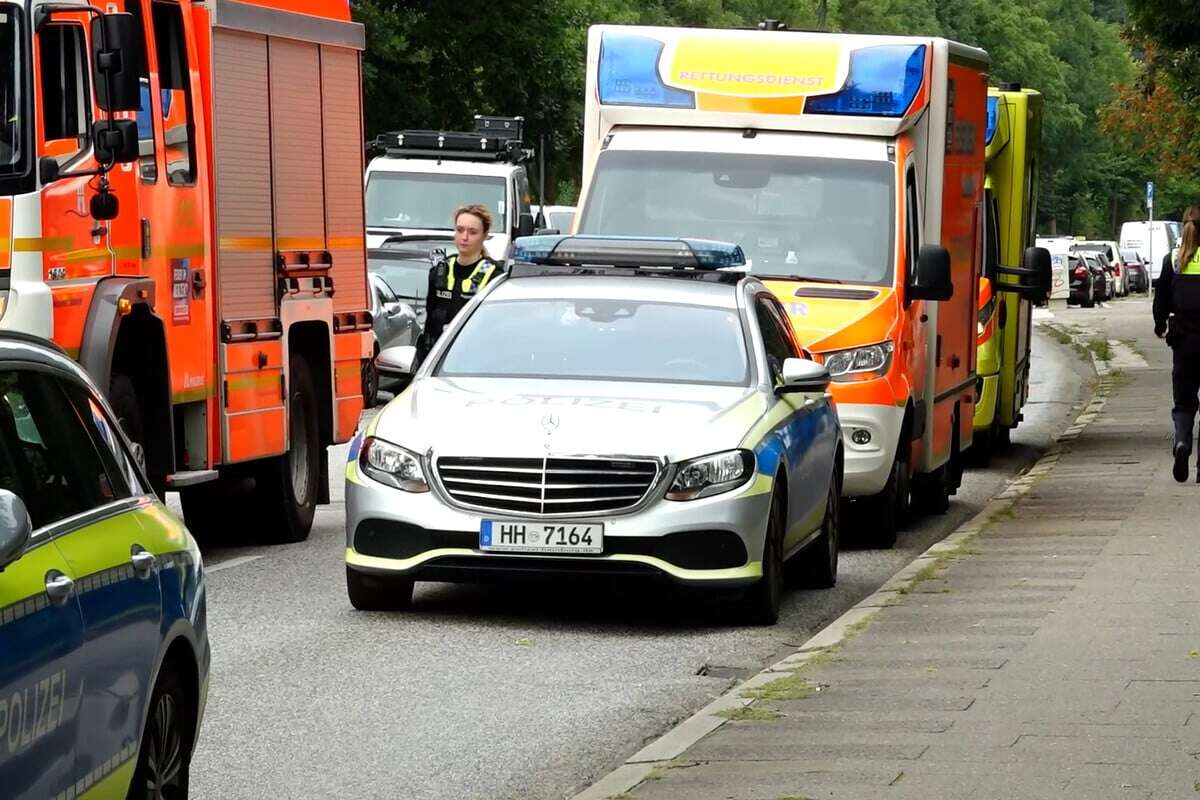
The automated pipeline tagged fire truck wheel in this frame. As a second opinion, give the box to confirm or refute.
[911,466,951,515]
[110,372,165,498]
[256,355,319,544]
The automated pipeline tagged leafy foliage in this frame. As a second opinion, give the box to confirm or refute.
[352,0,1167,234]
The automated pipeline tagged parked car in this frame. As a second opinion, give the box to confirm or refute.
[534,204,577,233]
[1068,253,1097,307]
[364,236,443,401]
[0,332,209,800]
[1073,241,1125,296]
[1083,253,1112,303]
[1120,220,1179,281]
[1121,249,1150,293]
[348,236,844,625]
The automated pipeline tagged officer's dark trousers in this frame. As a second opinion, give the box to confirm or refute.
[1172,346,1200,450]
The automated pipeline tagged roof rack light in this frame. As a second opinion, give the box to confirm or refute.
[511,235,746,270]
[368,115,532,164]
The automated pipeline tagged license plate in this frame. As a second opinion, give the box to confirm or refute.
[480,520,604,554]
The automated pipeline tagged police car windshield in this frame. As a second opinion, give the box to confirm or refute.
[578,150,895,286]
[0,6,24,180]
[366,172,505,231]
[437,298,750,386]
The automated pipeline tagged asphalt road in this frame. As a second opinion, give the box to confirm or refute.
[182,322,1092,800]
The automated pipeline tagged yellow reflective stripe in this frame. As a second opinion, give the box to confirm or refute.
[57,247,112,264]
[328,235,364,249]
[345,547,764,583]
[171,386,212,404]
[71,747,137,799]
[742,472,774,497]
[219,236,273,251]
[226,373,280,392]
[277,236,326,250]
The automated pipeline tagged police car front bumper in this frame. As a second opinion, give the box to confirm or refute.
[344,458,774,588]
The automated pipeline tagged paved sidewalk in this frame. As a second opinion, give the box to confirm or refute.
[602,300,1199,800]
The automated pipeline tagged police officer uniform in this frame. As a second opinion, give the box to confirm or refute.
[416,253,502,362]
[1153,247,1200,480]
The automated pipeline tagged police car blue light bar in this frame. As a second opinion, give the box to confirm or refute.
[511,235,746,269]
[807,44,927,118]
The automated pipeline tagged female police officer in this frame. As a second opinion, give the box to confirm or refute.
[415,204,503,364]
[1153,205,1200,482]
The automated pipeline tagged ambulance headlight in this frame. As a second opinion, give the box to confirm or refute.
[360,437,428,493]
[821,341,894,381]
[667,449,755,501]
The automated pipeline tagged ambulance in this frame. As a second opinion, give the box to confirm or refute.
[0,0,372,544]
[574,23,989,547]
[972,85,1051,457]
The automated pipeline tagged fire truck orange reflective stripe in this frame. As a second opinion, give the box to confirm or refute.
[218,236,274,251]
[328,236,364,249]
[277,236,327,250]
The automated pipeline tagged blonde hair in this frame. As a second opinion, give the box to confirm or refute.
[1179,205,1200,272]
[454,204,492,236]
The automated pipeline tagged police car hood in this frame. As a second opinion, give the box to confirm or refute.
[373,377,765,462]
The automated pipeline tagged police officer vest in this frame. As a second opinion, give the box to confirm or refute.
[435,255,498,300]
[1181,248,1200,276]
[1173,248,1200,318]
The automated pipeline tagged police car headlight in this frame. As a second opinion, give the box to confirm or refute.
[821,342,894,381]
[360,437,429,493]
[666,449,755,501]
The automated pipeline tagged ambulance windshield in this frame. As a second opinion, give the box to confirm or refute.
[578,150,895,286]
[0,6,23,180]
[366,172,506,232]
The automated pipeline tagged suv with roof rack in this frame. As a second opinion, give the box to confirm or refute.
[345,236,844,625]
[365,115,539,259]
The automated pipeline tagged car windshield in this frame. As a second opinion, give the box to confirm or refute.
[547,210,575,231]
[366,172,506,230]
[0,6,24,181]
[437,298,750,386]
[578,150,895,285]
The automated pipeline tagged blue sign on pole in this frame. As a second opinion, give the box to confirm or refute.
[1147,180,1155,208]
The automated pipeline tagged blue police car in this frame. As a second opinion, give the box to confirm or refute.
[0,332,209,799]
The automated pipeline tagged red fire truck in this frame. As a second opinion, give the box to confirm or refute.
[0,0,372,543]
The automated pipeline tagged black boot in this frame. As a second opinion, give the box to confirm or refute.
[1174,442,1191,483]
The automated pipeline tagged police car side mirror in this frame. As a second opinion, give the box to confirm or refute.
[777,358,830,394]
[377,345,418,378]
[0,490,33,572]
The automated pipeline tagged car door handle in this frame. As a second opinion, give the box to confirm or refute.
[44,571,75,606]
[131,548,157,578]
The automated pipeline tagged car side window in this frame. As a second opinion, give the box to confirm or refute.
[0,370,132,529]
[62,383,145,498]
[755,298,794,383]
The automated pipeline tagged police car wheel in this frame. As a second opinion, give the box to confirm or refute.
[129,668,192,800]
[255,355,320,544]
[347,566,414,611]
[739,483,785,626]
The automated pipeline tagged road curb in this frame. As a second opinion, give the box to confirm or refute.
[570,331,1111,800]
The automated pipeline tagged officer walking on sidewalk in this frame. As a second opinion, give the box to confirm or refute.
[415,204,503,365]
[1153,205,1200,482]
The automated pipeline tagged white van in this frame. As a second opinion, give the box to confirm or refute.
[1120,221,1179,279]
[1035,237,1075,301]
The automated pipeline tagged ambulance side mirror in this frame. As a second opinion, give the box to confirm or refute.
[1024,246,1052,304]
[908,245,953,302]
[0,490,32,573]
[91,13,141,113]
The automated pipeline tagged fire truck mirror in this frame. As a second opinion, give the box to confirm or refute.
[90,13,141,113]
[93,119,139,165]
[38,157,61,185]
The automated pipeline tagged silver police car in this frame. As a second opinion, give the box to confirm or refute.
[345,237,843,624]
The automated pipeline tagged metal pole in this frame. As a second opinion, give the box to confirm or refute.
[1148,181,1155,298]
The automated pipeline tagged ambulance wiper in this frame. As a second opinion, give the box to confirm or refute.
[755,273,845,284]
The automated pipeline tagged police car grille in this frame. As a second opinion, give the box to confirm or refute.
[436,457,659,515]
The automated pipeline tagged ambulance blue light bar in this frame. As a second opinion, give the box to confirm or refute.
[807,44,927,118]
[597,33,696,108]
[511,235,746,269]
[985,96,999,144]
